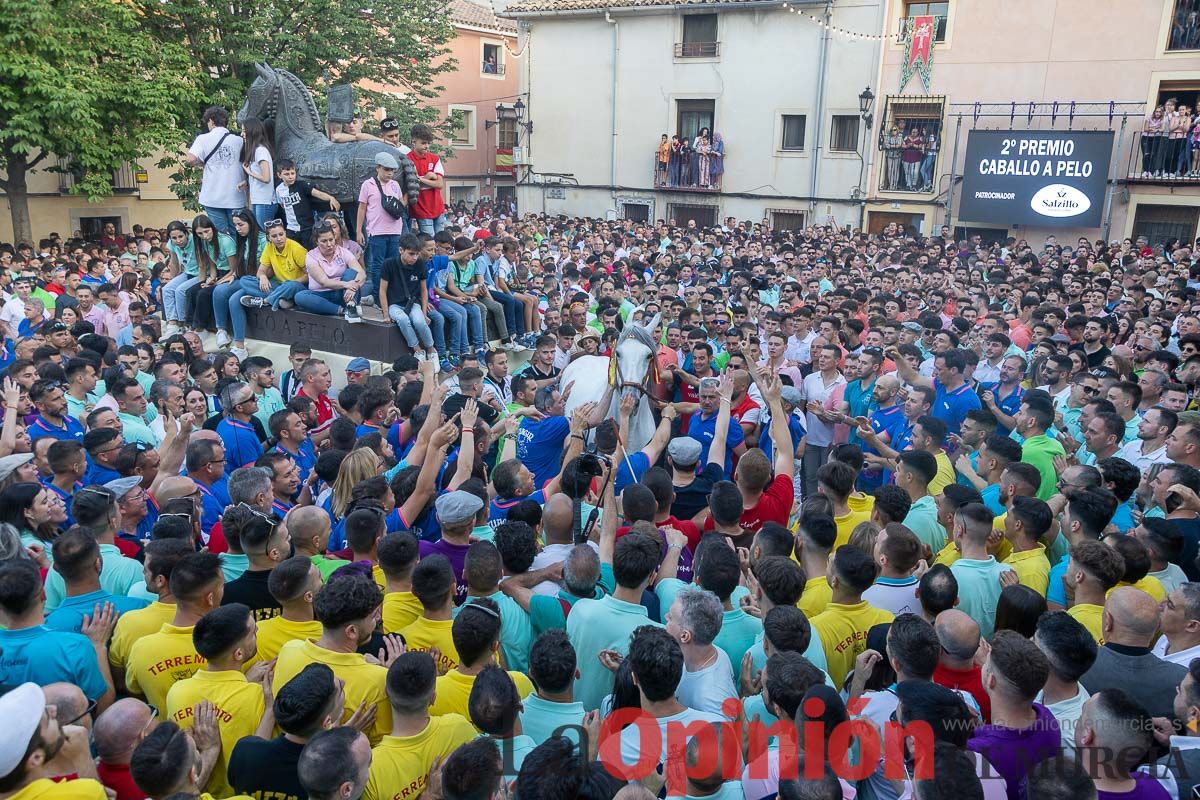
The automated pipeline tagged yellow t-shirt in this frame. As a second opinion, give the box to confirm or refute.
[933,541,960,567]
[125,623,206,712]
[929,452,956,496]
[110,600,176,670]
[834,495,874,550]
[6,778,106,800]
[1110,575,1167,603]
[1068,603,1105,643]
[810,600,894,689]
[252,615,323,664]
[362,714,478,800]
[260,238,309,283]
[275,638,392,744]
[798,576,832,621]
[383,591,423,634]
[399,616,459,672]
[1003,546,1051,597]
[429,669,536,723]
[166,669,265,799]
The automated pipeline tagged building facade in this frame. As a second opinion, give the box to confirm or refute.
[864,0,1200,244]
[432,0,524,209]
[503,0,885,229]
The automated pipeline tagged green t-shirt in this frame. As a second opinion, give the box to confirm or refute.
[311,553,350,581]
[458,590,533,673]
[528,586,606,638]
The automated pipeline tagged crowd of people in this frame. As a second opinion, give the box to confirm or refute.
[1138,97,1200,179]
[7,113,1200,800]
[655,129,726,190]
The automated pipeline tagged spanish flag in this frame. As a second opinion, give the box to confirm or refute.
[496,148,514,174]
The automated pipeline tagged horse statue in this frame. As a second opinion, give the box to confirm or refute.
[236,63,402,204]
[560,315,662,454]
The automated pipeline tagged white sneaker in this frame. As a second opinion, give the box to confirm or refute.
[163,322,180,337]
[344,303,362,324]
[231,346,248,361]
[428,349,439,364]
[278,299,294,310]
[215,330,231,348]
[414,351,427,362]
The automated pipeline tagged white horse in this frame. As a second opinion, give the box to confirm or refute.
[560,315,661,453]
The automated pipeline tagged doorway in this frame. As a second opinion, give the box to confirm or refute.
[867,211,923,235]
[1132,203,1200,247]
[667,203,718,227]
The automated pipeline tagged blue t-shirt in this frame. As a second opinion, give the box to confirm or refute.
[0,625,108,700]
[844,378,877,446]
[217,417,263,474]
[758,412,806,463]
[196,477,232,539]
[933,379,982,436]
[516,415,571,489]
[991,385,1025,437]
[981,484,1005,516]
[45,589,149,633]
[688,410,745,477]
[84,462,122,486]
[1047,552,1070,607]
[272,441,316,485]
[614,451,650,496]
[489,489,547,529]
[28,413,85,442]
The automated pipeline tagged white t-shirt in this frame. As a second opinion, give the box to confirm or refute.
[618,707,725,770]
[676,648,738,718]
[189,127,246,209]
[862,576,920,616]
[1152,637,1200,667]
[247,145,275,205]
[1035,685,1089,757]
[529,541,599,596]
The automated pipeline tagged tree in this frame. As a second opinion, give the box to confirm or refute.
[143,0,457,205]
[0,0,201,243]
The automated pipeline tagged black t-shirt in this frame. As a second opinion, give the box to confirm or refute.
[276,179,326,233]
[1070,342,1111,369]
[670,462,724,522]
[228,735,307,800]
[380,255,426,308]
[443,392,500,427]
[221,569,282,621]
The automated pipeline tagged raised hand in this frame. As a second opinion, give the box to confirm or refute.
[346,700,378,733]
[460,398,479,430]
[81,602,117,647]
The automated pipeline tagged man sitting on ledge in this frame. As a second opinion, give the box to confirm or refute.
[294,220,366,324]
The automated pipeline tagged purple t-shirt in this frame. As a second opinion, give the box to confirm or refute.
[419,539,471,605]
[1097,773,1170,800]
[967,703,1060,800]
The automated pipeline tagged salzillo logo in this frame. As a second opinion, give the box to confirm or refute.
[1030,183,1091,218]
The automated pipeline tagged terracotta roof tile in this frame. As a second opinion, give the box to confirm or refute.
[449,0,518,31]
[503,0,779,14]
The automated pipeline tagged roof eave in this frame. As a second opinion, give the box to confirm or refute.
[502,0,792,20]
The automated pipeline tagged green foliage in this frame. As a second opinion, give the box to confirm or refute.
[0,0,202,238]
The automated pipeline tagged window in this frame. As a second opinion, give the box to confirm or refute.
[482,43,504,74]
[830,115,860,152]
[902,1,947,41]
[781,115,806,151]
[623,203,651,223]
[677,14,719,57]
[449,185,476,205]
[677,100,715,142]
[769,210,806,230]
[1169,1,1200,50]
[449,107,475,147]
[497,117,518,149]
[667,203,717,227]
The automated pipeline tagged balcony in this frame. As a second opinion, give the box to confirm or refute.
[482,61,505,75]
[1125,131,1200,184]
[674,41,719,58]
[877,132,941,193]
[652,138,723,192]
[56,157,140,193]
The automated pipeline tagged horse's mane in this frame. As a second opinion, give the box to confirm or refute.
[277,68,322,131]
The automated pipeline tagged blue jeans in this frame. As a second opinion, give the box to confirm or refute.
[366,234,400,296]
[294,270,359,316]
[427,305,447,354]
[388,303,435,349]
[439,298,483,353]
[491,290,525,336]
[236,275,307,311]
[202,206,238,237]
[251,204,274,228]
[416,215,448,235]
[920,153,937,187]
[212,280,242,339]
[163,273,201,322]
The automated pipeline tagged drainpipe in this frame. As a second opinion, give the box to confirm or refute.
[808,1,832,219]
[606,11,620,210]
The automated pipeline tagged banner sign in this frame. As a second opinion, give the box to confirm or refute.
[957,130,1114,228]
[900,15,935,93]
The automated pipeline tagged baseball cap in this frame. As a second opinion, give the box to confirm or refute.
[901,321,922,333]
[104,476,144,500]
[346,358,371,374]
[435,490,484,525]
[1049,334,1071,345]
[374,152,400,169]
[0,453,33,484]
[0,683,45,779]
[667,437,702,466]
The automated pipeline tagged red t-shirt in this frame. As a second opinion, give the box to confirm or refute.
[703,474,794,534]
[97,761,143,800]
[298,388,334,434]
[933,663,991,722]
[407,151,446,219]
[617,516,702,552]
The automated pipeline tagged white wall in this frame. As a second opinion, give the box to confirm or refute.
[515,0,882,219]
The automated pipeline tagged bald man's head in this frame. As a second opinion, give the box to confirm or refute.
[190,429,220,443]
[43,682,89,731]
[876,375,900,395]
[94,698,157,763]
[1104,586,1161,646]
[564,544,600,597]
[542,494,574,544]
[935,609,980,661]
[287,506,332,554]
[154,476,196,506]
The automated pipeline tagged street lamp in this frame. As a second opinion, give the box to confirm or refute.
[513,97,533,133]
[859,86,875,126]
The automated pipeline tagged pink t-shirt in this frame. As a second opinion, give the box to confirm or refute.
[305,246,355,291]
[357,177,406,236]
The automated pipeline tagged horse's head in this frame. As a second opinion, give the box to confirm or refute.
[614,319,660,398]
[238,63,280,126]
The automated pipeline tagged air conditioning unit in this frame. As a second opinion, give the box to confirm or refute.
[512,146,527,165]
